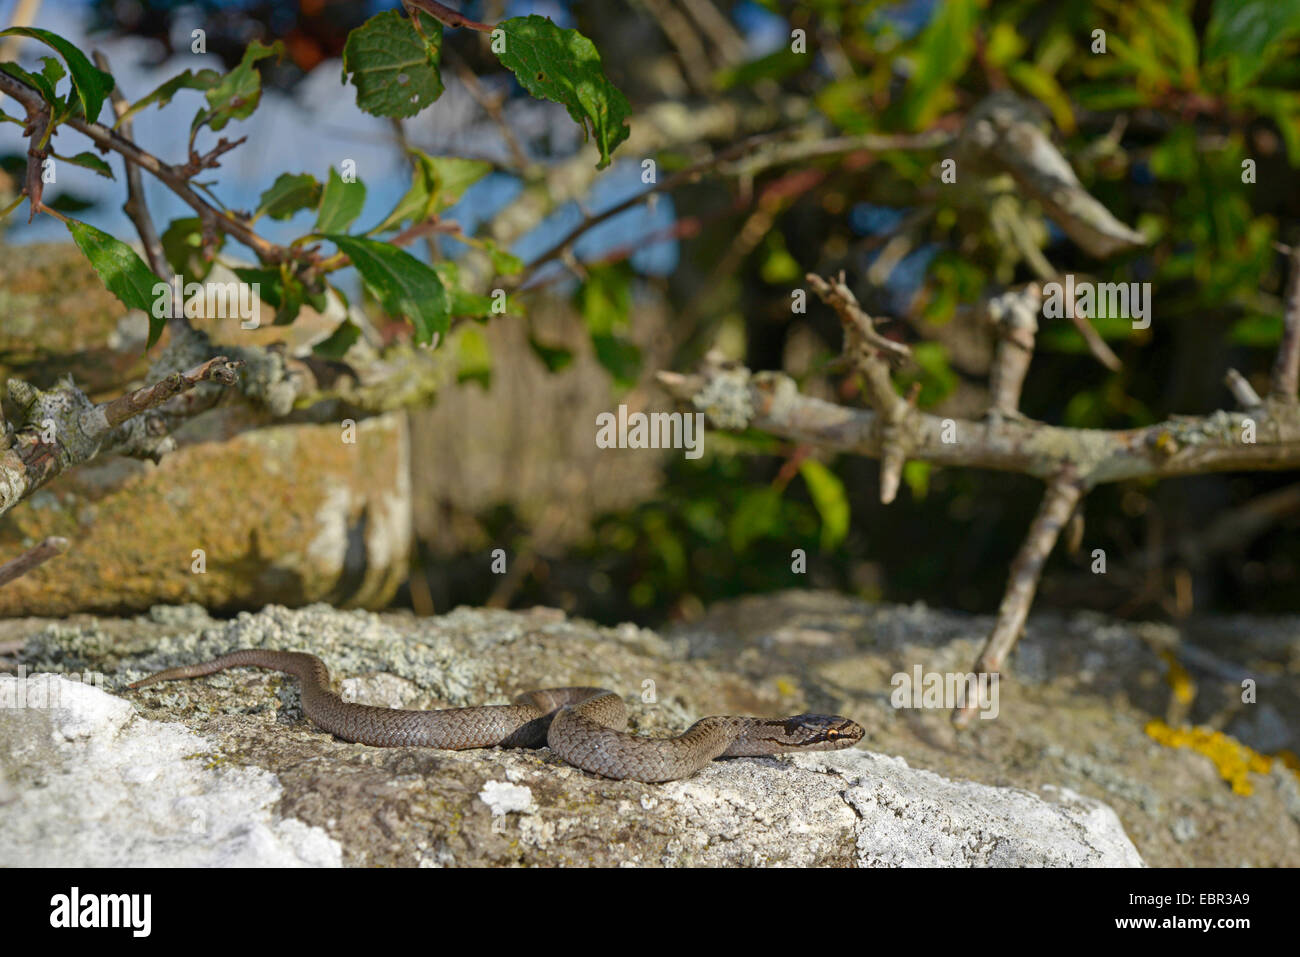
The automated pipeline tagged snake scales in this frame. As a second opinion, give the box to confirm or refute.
[129,650,864,782]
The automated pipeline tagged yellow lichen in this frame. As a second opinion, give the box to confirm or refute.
[1145,719,1281,796]
[1156,649,1196,705]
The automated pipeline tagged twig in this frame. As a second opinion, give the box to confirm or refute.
[0,71,305,266]
[807,272,911,503]
[94,51,168,278]
[986,284,1041,416]
[0,536,68,589]
[1273,244,1300,401]
[98,356,243,429]
[953,470,1083,727]
[402,0,492,32]
[1224,368,1262,409]
[509,133,785,287]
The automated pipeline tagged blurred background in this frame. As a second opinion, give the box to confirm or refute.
[2,0,1299,627]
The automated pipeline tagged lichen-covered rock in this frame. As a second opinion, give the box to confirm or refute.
[0,603,1150,866]
[0,414,410,616]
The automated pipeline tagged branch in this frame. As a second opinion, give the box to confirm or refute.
[807,272,912,503]
[0,536,68,589]
[985,284,1041,417]
[657,359,1300,487]
[0,357,243,519]
[952,472,1082,727]
[1273,244,1300,401]
[94,51,167,278]
[402,0,492,32]
[0,70,304,266]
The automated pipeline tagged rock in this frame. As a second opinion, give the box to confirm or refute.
[0,413,411,616]
[0,603,1152,866]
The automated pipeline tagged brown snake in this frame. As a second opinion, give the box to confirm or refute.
[129,650,864,782]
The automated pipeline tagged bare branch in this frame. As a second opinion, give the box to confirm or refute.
[807,272,912,503]
[658,359,1300,486]
[0,536,68,589]
[953,471,1083,727]
[99,356,243,429]
[95,51,167,278]
[401,0,492,32]
[986,284,1041,417]
[1225,368,1263,409]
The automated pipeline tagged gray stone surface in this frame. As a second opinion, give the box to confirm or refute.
[0,602,1155,867]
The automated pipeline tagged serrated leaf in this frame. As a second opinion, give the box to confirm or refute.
[115,68,221,128]
[342,10,443,119]
[194,39,281,134]
[59,151,114,178]
[0,27,114,122]
[314,167,366,233]
[0,61,56,104]
[325,233,449,344]
[66,219,164,347]
[373,151,491,234]
[314,319,362,359]
[231,266,303,325]
[494,15,630,168]
[799,459,849,550]
[256,172,321,221]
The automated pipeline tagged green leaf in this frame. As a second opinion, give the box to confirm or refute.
[729,486,783,552]
[591,333,640,389]
[161,216,222,280]
[325,234,449,344]
[529,335,574,372]
[195,39,281,133]
[66,219,165,347]
[1205,0,1300,91]
[313,319,362,359]
[0,27,114,122]
[576,264,630,336]
[0,61,56,104]
[314,167,367,234]
[342,10,443,119]
[56,151,114,178]
[798,459,849,550]
[114,68,221,128]
[256,172,321,221]
[231,266,303,326]
[493,15,631,168]
[456,326,492,388]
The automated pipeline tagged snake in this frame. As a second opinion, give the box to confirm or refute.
[128,650,865,782]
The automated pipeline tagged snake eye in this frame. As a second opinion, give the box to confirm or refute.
[826,729,839,739]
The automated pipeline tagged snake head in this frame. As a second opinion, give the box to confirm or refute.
[781,713,865,750]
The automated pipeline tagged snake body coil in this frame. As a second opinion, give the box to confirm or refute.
[129,650,864,782]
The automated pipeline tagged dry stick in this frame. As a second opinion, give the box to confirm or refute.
[94,51,167,278]
[953,472,1084,728]
[511,132,785,286]
[806,272,911,503]
[1224,368,1262,409]
[986,284,1041,416]
[1273,244,1300,401]
[402,0,493,31]
[98,356,243,429]
[0,536,69,589]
